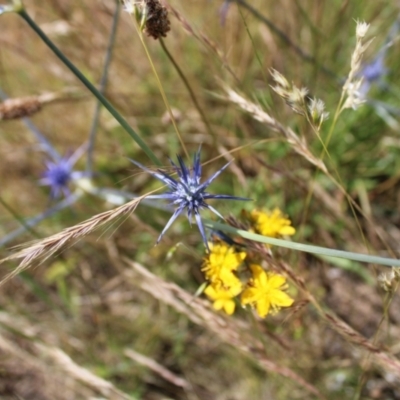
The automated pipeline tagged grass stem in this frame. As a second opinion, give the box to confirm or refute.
[159,38,216,141]
[205,219,400,268]
[133,27,189,159]
[86,0,121,175]
[17,8,161,166]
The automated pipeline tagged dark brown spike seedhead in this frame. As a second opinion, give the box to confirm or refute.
[143,0,171,39]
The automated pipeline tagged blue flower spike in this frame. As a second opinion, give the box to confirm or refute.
[131,148,251,251]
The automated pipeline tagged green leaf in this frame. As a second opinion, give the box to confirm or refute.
[205,219,400,268]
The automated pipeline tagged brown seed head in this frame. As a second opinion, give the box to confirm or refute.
[143,0,171,40]
[0,97,42,120]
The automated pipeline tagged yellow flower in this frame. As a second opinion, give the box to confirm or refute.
[205,280,243,315]
[249,208,295,238]
[241,264,294,318]
[202,242,246,288]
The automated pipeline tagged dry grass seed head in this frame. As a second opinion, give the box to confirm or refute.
[0,196,144,287]
[343,21,373,109]
[307,97,329,126]
[224,87,328,173]
[0,91,78,120]
[270,69,310,115]
[378,268,400,292]
[0,96,41,120]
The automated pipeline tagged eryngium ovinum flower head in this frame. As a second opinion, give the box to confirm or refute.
[131,149,251,251]
[39,146,87,199]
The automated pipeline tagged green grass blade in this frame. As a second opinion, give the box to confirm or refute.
[205,219,400,268]
[18,9,161,166]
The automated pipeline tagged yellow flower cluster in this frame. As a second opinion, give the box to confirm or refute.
[202,242,245,315]
[248,208,296,238]
[241,264,294,318]
[202,234,294,318]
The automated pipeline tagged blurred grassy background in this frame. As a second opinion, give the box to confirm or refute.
[1,0,400,399]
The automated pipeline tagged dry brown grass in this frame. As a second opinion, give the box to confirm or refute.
[1,1,400,399]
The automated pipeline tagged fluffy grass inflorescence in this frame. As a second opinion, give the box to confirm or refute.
[2,1,400,399]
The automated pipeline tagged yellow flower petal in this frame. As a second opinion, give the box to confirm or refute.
[240,288,258,305]
[248,208,295,239]
[205,281,242,316]
[223,300,236,315]
[270,290,294,307]
[256,298,270,318]
[202,242,247,287]
[268,274,287,289]
[213,299,225,311]
[279,226,296,236]
[204,285,218,299]
[249,264,265,279]
[241,264,294,318]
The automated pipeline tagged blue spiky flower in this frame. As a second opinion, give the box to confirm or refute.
[39,145,87,199]
[131,149,251,251]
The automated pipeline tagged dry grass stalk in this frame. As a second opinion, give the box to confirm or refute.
[264,256,400,380]
[165,2,239,81]
[0,196,145,287]
[0,314,131,400]
[123,259,324,399]
[0,89,81,120]
[225,88,328,173]
[124,348,190,388]
[0,334,60,399]
[218,143,248,187]
[324,312,400,378]
[38,344,132,400]
[223,225,400,380]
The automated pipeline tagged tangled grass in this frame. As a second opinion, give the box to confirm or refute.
[1,1,400,399]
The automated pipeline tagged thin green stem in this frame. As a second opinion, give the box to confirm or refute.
[0,194,81,247]
[87,0,121,174]
[299,89,376,256]
[132,21,189,159]
[0,197,40,241]
[17,8,161,166]
[237,7,269,86]
[159,38,216,141]
[204,219,400,268]
[231,0,338,80]
[321,92,345,154]
[298,100,348,238]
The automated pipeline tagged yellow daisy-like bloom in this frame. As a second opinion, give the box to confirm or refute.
[249,208,295,237]
[241,264,294,318]
[202,242,246,288]
[205,280,243,315]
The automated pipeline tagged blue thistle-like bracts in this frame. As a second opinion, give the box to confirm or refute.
[131,149,251,250]
[39,145,87,199]
[40,158,73,198]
